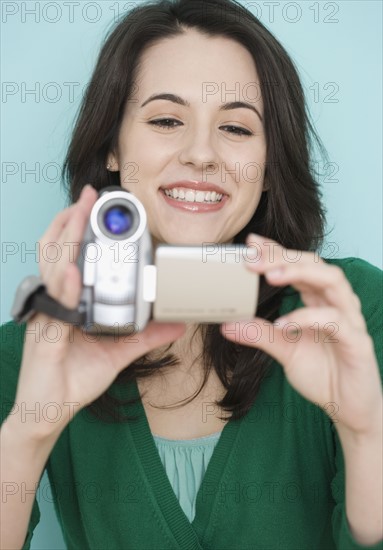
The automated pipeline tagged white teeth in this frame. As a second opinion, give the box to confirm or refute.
[163,188,224,204]
[195,191,205,203]
[185,190,195,202]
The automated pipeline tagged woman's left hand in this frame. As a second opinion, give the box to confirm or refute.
[221,233,383,439]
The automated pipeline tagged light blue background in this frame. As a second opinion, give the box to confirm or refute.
[1,1,382,548]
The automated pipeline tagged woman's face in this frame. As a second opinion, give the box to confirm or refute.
[108,28,267,245]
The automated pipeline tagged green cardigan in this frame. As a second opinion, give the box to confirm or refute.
[1,257,382,550]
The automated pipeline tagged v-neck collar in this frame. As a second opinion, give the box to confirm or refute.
[120,376,244,549]
[114,289,300,548]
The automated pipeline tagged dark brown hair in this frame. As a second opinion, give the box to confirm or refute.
[62,0,328,422]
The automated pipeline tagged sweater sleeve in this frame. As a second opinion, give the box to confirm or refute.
[0,321,41,550]
[326,258,383,549]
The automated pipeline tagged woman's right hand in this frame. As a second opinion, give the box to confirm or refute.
[10,185,186,442]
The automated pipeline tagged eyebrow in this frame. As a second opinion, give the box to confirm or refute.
[140,93,263,122]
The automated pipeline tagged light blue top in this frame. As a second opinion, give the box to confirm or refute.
[152,430,223,522]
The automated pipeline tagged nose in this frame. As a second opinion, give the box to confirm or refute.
[178,122,219,174]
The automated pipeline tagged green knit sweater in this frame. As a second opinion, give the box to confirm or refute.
[1,257,382,550]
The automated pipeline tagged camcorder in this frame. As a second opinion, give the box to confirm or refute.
[12,187,260,335]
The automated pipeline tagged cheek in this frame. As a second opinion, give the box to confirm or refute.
[233,180,264,224]
[119,136,170,181]
[225,143,266,183]
[240,162,265,186]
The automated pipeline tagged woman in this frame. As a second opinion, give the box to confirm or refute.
[1,0,382,548]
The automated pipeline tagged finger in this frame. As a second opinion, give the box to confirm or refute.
[245,233,312,267]
[56,187,98,257]
[55,185,97,248]
[44,190,98,299]
[60,262,82,309]
[39,185,98,281]
[274,307,372,356]
[39,185,96,250]
[220,317,295,366]
[245,233,329,277]
[219,312,339,369]
[39,205,75,253]
[263,262,361,320]
[244,234,358,314]
[221,304,366,364]
[274,306,358,338]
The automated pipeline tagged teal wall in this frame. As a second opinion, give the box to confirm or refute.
[1,1,382,548]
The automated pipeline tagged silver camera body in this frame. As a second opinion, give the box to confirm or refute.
[78,187,259,334]
[78,187,153,334]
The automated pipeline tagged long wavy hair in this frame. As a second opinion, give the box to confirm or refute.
[62,0,328,423]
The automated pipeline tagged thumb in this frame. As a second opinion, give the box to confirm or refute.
[220,317,292,365]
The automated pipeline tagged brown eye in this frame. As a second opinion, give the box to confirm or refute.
[148,118,183,129]
[220,125,253,136]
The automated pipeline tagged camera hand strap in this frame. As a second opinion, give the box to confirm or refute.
[11,275,86,325]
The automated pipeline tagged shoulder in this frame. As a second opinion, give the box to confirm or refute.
[276,256,382,328]
[323,257,383,321]
[0,321,26,421]
[324,256,382,284]
[324,257,383,385]
[0,320,25,366]
[280,256,382,364]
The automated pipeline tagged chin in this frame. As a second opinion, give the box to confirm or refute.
[156,228,228,246]
[149,221,206,243]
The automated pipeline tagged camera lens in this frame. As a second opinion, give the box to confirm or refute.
[103,206,132,235]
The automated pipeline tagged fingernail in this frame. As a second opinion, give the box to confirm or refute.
[246,233,261,241]
[273,315,288,326]
[266,267,284,279]
[245,245,262,262]
[82,184,94,194]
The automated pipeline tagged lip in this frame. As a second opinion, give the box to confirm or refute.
[160,180,228,195]
[159,180,229,213]
[161,190,229,213]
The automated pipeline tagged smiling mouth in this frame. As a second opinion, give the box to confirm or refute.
[162,187,224,204]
